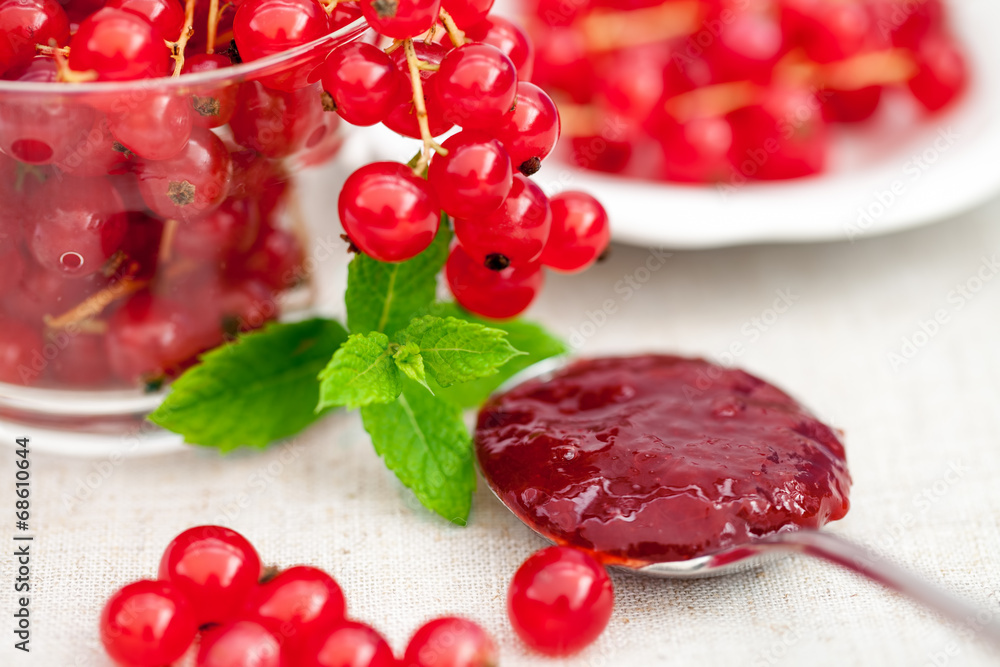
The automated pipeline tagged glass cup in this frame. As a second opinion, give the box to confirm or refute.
[0,18,370,443]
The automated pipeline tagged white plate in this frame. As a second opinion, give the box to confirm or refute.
[514,0,1000,249]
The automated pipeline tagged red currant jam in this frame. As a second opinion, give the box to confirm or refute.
[475,355,851,565]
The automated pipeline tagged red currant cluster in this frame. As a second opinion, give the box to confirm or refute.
[324,3,611,320]
[524,0,969,182]
[100,525,499,666]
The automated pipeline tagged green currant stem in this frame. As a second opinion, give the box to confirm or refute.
[403,38,447,176]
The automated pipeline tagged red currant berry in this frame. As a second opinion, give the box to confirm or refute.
[174,198,261,261]
[184,54,240,129]
[529,25,591,103]
[243,566,347,653]
[136,127,233,221]
[234,0,331,61]
[385,40,454,139]
[781,0,872,65]
[821,86,883,124]
[507,546,613,656]
[360,0,441,39]
[55,116,134,177]
[440,0,493,29]
[108,92,193,161]
[105,0,185,39]
[338,161,441,262]
[68,8,171,81]
[105,291,224,383]
[49,331,113,387]
[464,15,533,80]
[446,244,543,320]
[434,44,517,131]
[99,579,198,667]
[908,32,968,113]
[539,191,609,273]
[428,131,512,219]
[322,42,403,127]
[0,246,26,294]
[302,620,397,667]
[26,177,128,278]
[493,82,560,176]
[238,227,306,291]
[453,173,550,267]
[703,9,784,84]
[403,616,497,667]
[2,261,98,322]
[0,97,95,166]
[0,317,42,386]
[0,0,70,70]
[231,82,326,159]
[653,114,735,183]
[197,620,286,667]
[158,525,263,627]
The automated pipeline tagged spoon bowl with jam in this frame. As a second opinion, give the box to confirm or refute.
[475,355,1000,649]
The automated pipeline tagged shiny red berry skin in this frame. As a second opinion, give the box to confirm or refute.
[99,579,198,667]
[231,82,326,159]
[105,291,223,383]
[242,566,347,654]
[360,0,441,39]
[239,227,306,291]
[453,174,550,267]
[446,244,543,320]
[136,127,233,221]
[435,44,518,131]
[26,177,128,278]
[108,92,193,161]
[0,0,70,70]
[174,198,261,261]
[403,616,497,667]
[184,54,240,128]
[68,8,171,81]
[540,191,609,273]
[56,115,134,177]
[428,131,512,219]
[105,0,185,38]
[338,161,441,263]
[908,32,968,112]
[465,15,533,80]
[0,317,42,386]
[158,525,263,627]
[507,546,613,656]
[654,114,734,183]
[197,620,287,667]
[302,620,397,667]
[821,86,883,124]
[322,42,403,127]
[385,40,454,139]
[441,0,493,29]
[0,96,95,166]
[493,82,560,175]
[234,0,331,61]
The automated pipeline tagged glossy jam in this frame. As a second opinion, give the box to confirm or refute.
[475,355,851,565]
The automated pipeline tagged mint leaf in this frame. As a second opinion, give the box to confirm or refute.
[317,332,400,410]
[397,315,523,387]
[345,222,450,335]
[393,342,430,392]
[430,303,568,408]
[361,380,475,524]
[150,319,349,452]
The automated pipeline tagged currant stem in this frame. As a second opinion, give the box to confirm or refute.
[206,0,220,54]
[403,38,447,176]
[159,219,179,264]
[438,8,467,47]
[320,0,340,16]
[580,1,701,53]
[35,44,70,58]
[50,41,96,83]
[665,81,758,122]
[45,277,148,330]
[168,0,197,77]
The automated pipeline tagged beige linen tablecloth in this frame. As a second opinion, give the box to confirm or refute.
[2,191,999,667]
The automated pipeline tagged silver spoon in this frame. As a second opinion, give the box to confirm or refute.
[483,360,1000,651]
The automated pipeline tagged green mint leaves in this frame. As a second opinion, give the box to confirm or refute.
[149,217,566,525]
[149,319,349,452]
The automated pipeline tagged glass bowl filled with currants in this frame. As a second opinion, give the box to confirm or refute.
[0,0,371,433]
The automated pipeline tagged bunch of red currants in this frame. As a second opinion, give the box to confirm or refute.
[0,0,610,391]
[524,0,969,182]
[100,526,616,665]
[101,525,499,667]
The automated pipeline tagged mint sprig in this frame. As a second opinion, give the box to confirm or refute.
[151,220,566,524]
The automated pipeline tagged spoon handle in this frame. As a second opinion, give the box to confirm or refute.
[765,530,1000,651]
